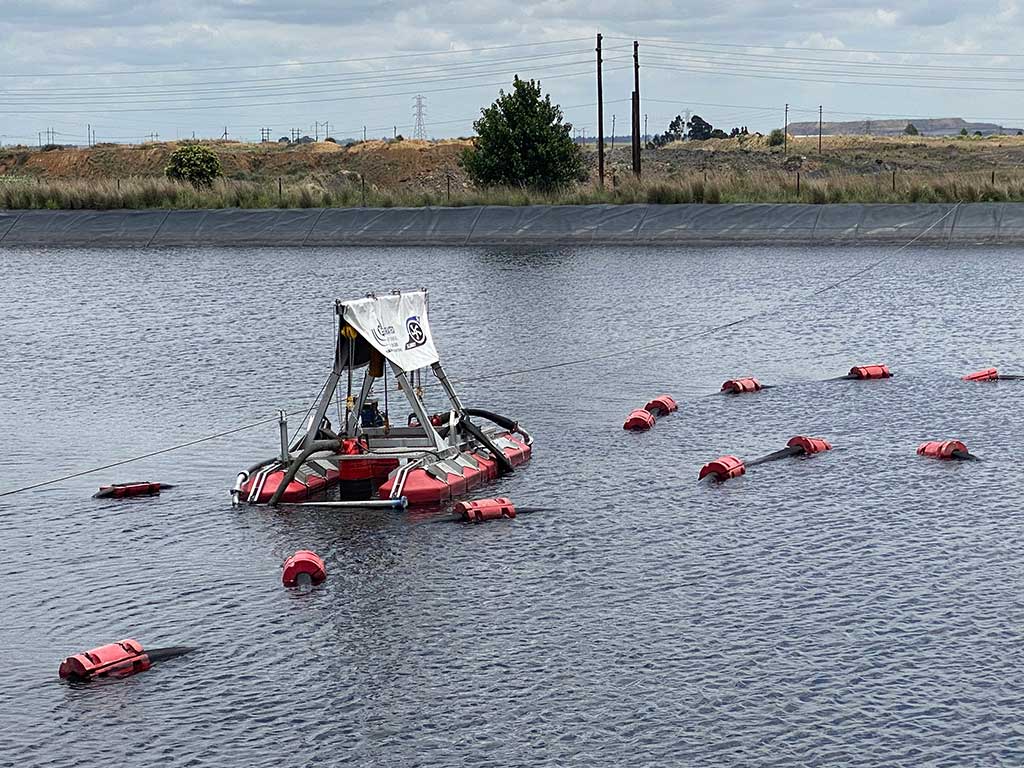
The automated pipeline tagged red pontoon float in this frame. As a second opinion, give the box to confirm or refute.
[232,290,532,508]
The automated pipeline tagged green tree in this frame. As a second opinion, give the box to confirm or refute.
[652,115,686,147]
[904,123,919,136]
[461,76,584,190]
[960,128,969,136]
[767,128,786,147]
[165,144,222,188]
[687,114,713,141]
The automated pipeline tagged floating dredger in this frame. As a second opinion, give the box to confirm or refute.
[232,290,532,507]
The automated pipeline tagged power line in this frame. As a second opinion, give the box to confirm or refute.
[640,41,1024,75]
[0,37,595,78]
[0,58,599,109]
[612,35,1024,60]
[635,60,1024,95]
[1,48,618,98]
[0,65,631,115]
[634,51,1024,85]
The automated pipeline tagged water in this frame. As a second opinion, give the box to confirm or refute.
[2,244,1024,767]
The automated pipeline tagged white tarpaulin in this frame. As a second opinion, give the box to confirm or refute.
[341,290,439,372]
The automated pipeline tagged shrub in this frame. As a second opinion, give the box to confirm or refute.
[461,76,585,190]
[767,129,786,147]
[165,144,222,189]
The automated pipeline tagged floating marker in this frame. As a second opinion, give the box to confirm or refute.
[623,408,656,431]
[721,377,763,394]
[963,367,999,382]
[786,435,832,455]
[454,497,517,523]
[848,364,892,380]
[917,440,977,461]
[59,639,192,681]
[93,482,173,499]
[644,394,678,417]
[282,550,327,587]
[699,455,747,482]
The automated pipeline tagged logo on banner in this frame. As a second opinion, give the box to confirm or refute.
[373,321,396,345]
[405,315,426,349]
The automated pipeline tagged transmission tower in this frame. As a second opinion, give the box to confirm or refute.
[413,95,427,140]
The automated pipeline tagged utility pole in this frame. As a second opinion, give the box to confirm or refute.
[644,113,648,146]
[222,126,228,140]
[363,125,367,142]
[596,32,605,188]
[87,123,91,147]
[394,126,397,139]
[818,105,823,154]
[324,121,330,139]
[632,40,642,178]
[784,103,789,155]
[313,122,320,141]
[610,115,616,155]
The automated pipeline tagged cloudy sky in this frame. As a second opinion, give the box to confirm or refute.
[3,0,1024,146]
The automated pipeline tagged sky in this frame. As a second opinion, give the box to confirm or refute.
[3,0,1024,146]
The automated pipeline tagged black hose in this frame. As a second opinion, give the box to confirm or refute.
[147,646,194,664]
[267,439,340,507]
[461,417,515,474]
[746,445,803,467]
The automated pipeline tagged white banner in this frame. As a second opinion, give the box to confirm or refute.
[341,290,439,372]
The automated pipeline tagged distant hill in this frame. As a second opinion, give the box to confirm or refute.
[788,117,1023,137]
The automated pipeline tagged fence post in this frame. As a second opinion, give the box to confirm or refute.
[446,174,451,203]
[361,176,366,207]
[892,169,896,192]
[796,171,800,196]
[992,169,996,185]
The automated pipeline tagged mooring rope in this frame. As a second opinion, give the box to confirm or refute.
[0,204,960,499]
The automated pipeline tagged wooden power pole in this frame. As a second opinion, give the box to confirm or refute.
[596,33,605,188]
[632,40,641,178]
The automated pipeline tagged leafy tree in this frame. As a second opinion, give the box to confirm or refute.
[767,128,786,147]
[651,115,686,147]
[165,144,222,188]
[687,114,713,141]
[709,128,729,139]
[904,123,919,136]
[461,76,584,190]
[960,128,969,136]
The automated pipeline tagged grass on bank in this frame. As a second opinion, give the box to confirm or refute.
[2,171,1024,210]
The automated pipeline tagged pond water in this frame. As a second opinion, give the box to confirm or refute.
[1,244,1023,767]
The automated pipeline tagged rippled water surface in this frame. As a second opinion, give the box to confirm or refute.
[2,244,1024,767]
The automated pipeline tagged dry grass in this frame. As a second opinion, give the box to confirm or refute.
[2,169,1023,210]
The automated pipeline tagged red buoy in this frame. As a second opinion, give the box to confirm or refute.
[721,377,762,394]
[454,497,517,523]
[849,364,891,380]
[93,482,167,499]
[59,639,150,681]
[917,440,970,460]
[282,550,327,587]
[786,435,833,455]
[963,367,999,382]
[623,408,656,431]
[644,394,678,416]
[699,455,746,481]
